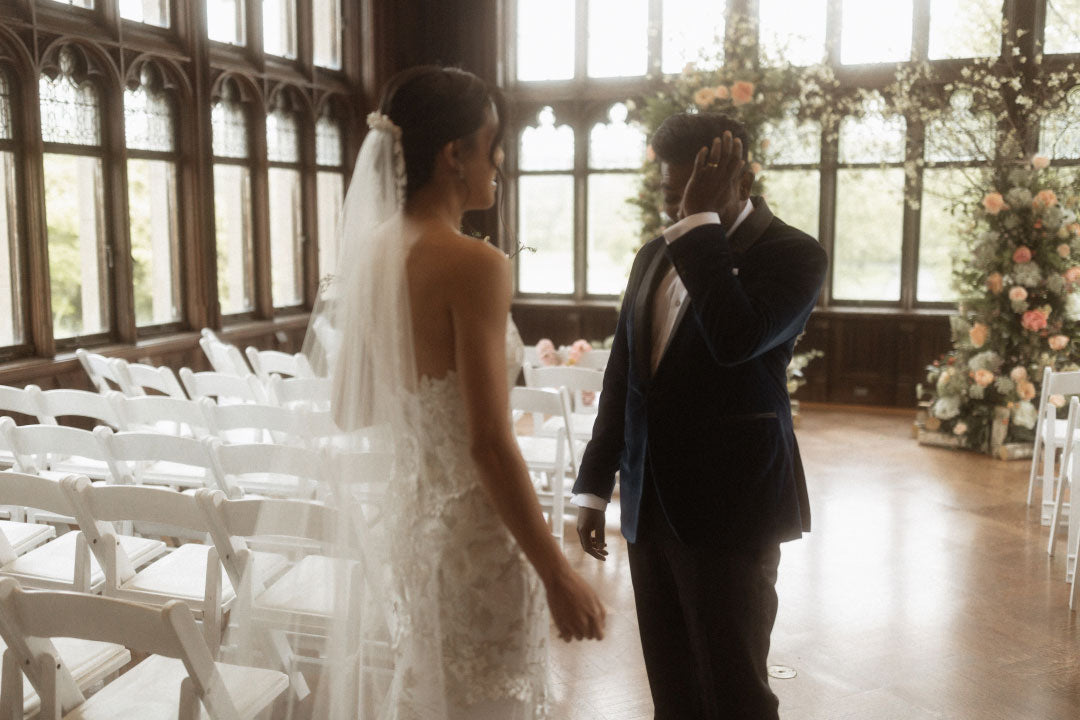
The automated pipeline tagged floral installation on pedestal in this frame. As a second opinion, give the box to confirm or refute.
[534,338,598,405]
[899,40,1080,454]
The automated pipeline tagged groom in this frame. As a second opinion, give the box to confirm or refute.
[573,112,827,719]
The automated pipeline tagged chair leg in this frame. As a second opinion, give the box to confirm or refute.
[1042,440,1058,525]
[1028,429,1044,507]
[1048,460,1070,556]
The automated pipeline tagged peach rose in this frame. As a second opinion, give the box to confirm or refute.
[1013,246,1032,264]
[1049,334,1070,351]
[987,272,1004,294]
[1065,267,1080,284]
[714,85,730,100]
[1017,379,1037,401]
[1032,156,1051,170]
[693,87,717,108]
[1059,243,1072,259]
[1034,189,1059,209]
[1021,309,1049,332]
[969,323,989,348]
[1049,394,1067,408]
[1010,366,1028,383]
[1009,286,1028,302]
[953,421,968,436]
[974,369,995,387]
[731,81,755,106]
[982,192,1008,215]
[567,339,592,365]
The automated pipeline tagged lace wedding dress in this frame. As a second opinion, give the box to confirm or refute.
[380,317,551,720]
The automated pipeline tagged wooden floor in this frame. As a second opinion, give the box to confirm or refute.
[550,405,1080,720]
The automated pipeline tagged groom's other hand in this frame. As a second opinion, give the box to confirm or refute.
[577,506,608,561]
[679,130,745,219]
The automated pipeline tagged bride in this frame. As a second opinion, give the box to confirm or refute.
[288,65,606,719]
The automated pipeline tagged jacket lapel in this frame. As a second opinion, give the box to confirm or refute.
[631,243,672,381]
[655,198,775,367]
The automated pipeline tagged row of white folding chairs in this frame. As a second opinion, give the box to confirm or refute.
[1027,367,1080,525]
[198,328,316,382]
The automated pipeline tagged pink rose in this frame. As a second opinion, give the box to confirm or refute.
[1013,246,1032,264]
[1059,243,1072,259]
[1017,379,1037,401]
[731,81,755,106]
[714,85,730,100]
[974,369,995,387]
[987,272,1004,294]
[1010,366,1028,383]
[1021,309,1049,332]
[1050,334,1070,351]
[1008,286,1028,302]
[1032,156,1050,170]
[693,87,717,108]
[1034,189,1059,209]
[953,422,968,436]
[571,339,593,354]
[1065,267,1080,284]
[982,192,1008,215]
[1049,394,1067,408]
[969,323,989,348]
[535,339,560,366]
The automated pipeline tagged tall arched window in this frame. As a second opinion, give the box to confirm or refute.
[124,61,182,329]
[212,80,255,316]
[266,92,304,308]
[39,45,109,342]
[315,103,345,278]
[0,66,23,350]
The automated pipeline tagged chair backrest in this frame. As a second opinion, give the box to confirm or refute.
[34,389,124,429]
[570,347,610,371]
[0,419,111,476]
[93,427,220,490]
[114,360,187,399]
[0,577,242,719]
[199,330,251,376]
[510,386,575,452]
[75,349,124,394]
[244,347,315,383]
[63,475,209,545]
[208,439,324,498]
[0,384,51,424]
[1044,368,1080,405]
[522,364,604,392]
[0,471,78,565]
[267,374,331,411]
[200,398,305,445]
[116,395,211,438]
[179,368,266,404]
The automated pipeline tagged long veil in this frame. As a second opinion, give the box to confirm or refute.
[221,114,449,718]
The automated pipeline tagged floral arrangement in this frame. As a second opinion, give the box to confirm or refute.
[787,349,825,395]
[534,338,598,405]
[919,160,1080,450]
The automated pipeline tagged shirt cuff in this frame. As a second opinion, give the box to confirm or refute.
[662,212,721,245]
[570,493,608,511]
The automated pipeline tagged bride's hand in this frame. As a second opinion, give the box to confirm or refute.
[544,567,607,642]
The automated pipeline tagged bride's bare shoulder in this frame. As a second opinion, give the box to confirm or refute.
[411,227,509,288]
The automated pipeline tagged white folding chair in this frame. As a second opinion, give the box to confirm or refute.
[1049,395,1078,560]
[115,394,212,438]
[244,347,314,384]
[0,578,289,720]
[179,368,267,405]
[208,440,324,500]
[266,375,331,412]
[570,347,609,371]
[62,477,288,655]
[196,488,378,703]
[94,426,222,496]
[74,349,125,394]
[200,329,252,376]
[113,359,187,399]
[200,398,306,446]
[1027,368,1080,524]
[0,386,53,470]
[510,387,571,541]
[0,471,164,594]
[521,365,599,470]
[33,389,124,431]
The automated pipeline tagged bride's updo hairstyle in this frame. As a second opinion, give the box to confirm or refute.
[378,65,507,201]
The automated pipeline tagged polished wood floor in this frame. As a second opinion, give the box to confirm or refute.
[550,405,1080,720]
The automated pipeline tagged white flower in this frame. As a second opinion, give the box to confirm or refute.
[967,350,1003,373]
[1067,292,1080,322]
[1012,401,1038,429]
[994,376,1016,394]
[933,396,963,420]
[1007,187,1033,207]
[1012,262,1043,288]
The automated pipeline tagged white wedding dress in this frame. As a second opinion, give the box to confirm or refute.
[380,317,551,719]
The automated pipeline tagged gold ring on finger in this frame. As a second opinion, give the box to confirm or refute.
[705,161,720,168]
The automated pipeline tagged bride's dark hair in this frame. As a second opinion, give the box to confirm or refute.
[378,65,507,201]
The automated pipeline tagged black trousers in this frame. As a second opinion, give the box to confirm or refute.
[628,475,782,720]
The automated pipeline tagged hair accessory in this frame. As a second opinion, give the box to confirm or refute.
[367,111,407,206]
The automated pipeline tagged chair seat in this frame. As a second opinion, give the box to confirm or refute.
[122,543,236,606]
[256,555,356,629]
[0,520,56,556]
[2,531,166,591]
[5,635,131,716]
[61,654,288,720]
[230,473,310,499]
[541,412,596,441]
[48,457,111,481]
[138,462,210,490]
[515,436,566,472]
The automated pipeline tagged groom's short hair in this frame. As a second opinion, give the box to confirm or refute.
[651,113,751,166]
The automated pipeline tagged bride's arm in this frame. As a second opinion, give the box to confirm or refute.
[450,242,605,641]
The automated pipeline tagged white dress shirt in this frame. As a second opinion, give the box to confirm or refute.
[572,199,754,512]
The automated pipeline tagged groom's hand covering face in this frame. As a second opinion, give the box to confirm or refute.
[660,131,752,227]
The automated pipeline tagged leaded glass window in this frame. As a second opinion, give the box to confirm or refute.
[0,68,22,348]
[759,0,826,66]
[39,48,101,147]
[316,113,345,277]
[587,0,648,78]
[266,107,300,164]
[124,66,176,153]
[120,0,170,28]
[267,101,304,307]
[313,0,343,69]
[1040,87,1080,161]
[264,0,297,59]
[212,83,255,316]
[516,0,574,81]
[928,0,1001,60]
[518,107,574,294]
[841,0,913,65]
[662,0,725,74]
[1046,0,1080,55]
[207,0,245,46]
[212,87,249,159]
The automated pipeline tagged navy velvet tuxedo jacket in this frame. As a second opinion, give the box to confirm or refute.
[572,197,828,549]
